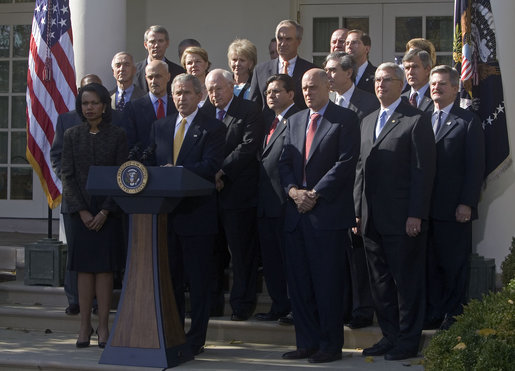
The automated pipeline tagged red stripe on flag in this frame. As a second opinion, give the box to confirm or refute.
[27,71,56,144]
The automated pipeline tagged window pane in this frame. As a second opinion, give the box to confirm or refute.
[0,25,9,58]
[11,131,27,164]
[0,132,7,163]
[395,17,422,52]
[0,61,9,92]
[10,167,32,200]
[15,0,35,3]
[436,55,453,66]
[13,25,31,57]
[427,16,453,52]
[12,60,27,93]
[0,167,6,199]
[343,18,369,34]
[313,55,326,69]
[11,96,26,128]
[0,96,7,128]
[313,18,339,53]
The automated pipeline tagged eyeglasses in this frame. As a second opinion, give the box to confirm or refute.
[374,77,401,83]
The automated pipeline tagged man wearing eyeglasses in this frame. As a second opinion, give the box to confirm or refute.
[354,63,436,361]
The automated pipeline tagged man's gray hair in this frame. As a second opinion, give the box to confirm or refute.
[276,20,303,40]
[111,51,134,69]
[207,69,235,85]
[144,25,169,42]
[430,65,460,87]
[324,51,356,82]
[376,62,405,82]
[172,73,202,94]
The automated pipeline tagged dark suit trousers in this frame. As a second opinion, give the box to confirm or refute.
[257,215,290,315]
[426,220,471,321]
[220,207,258,316]
[285,216,347,352]
[363,217,426,352]
[168,229,214,351]
[342,232,374,322]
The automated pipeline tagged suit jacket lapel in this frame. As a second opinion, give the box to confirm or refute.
[176,115,201,165]
[306,115,331,163]
[263,117,287,154]
[435,110,458,142]
[374,110,401,146]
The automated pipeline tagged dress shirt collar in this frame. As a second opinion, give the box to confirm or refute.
[117,84,135,103]
[277,103,295,121]
[432,102,454,124]
[335,84,355,108]
[379,97,402,123]
[175,108,198,137]
[355,61,369,85]
[149,92,167,115]
[410,83,429,106]
[216,97,234,120]
[278,55,298,76]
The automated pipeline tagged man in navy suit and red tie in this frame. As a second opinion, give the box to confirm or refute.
[279,69,360,363]
[148,73,226,356]
[424,65,485,331]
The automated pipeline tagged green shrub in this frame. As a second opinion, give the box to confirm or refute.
[423,280,515,370]
[501,237,515,286]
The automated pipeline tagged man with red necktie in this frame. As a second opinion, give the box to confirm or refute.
[279,69,360,364]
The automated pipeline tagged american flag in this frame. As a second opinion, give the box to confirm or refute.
[26,0,77,209]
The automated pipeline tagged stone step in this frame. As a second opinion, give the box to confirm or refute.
[0,303,416,350]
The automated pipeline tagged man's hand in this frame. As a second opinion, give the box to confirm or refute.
[215,170,225,192]
[352,217,361,235]
[456,204,472,223]
[406,217,422,237]
[289,187,317,213]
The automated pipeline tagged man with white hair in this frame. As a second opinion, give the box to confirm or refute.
[110,52,145,111]
[201,69,264,321]
[355,63,436,360]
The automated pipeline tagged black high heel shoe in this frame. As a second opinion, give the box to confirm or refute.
[76,327,94,348]
[96,328,108,349]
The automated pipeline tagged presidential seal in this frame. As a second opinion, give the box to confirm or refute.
[117,161,148,194]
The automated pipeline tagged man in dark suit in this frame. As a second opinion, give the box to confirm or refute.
[279,69,360,363]
[324,51,377,329]
[250,20,315,110]
[254,74,299,322]
[356,63,436,360]
[124,60,177,150]
[345,30,376,95]
[424,65,485,330]
[50,74,103,316]
[148,73,226,356]
[202,69,264,321]
[134,25,185,94]
[401,49,433,112]
[110,52,145,111]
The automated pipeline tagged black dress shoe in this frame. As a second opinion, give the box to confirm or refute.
[384,347,418,360]
[65,304,80,315]
[76,328,94,348]
[255,312,286,321]
[348,317,373,329]
[231,313,250,321]
[278,312,294,325]
[362,338,394,356]
[308,350,342,363]
[282,348,318,360]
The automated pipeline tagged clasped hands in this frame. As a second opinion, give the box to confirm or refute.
[79,209,108,232]
[289,187,318,214]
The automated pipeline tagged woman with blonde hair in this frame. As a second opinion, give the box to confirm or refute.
[227,39,257,100]
[181,46,211,105]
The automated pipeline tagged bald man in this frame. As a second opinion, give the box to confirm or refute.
[330,28,349,52]
[279,69,360,363]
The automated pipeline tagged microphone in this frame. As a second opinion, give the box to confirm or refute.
[141,144,156,166]
[128,143,142,161]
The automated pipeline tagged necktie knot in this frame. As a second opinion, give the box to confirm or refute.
[433,110,443,135]
[116,90,126,111]
[409,92,418,108]
[282,60,290,75]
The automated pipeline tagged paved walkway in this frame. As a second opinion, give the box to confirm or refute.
[0,327,424,371]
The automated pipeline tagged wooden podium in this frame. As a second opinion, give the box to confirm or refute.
[86,166,215,368]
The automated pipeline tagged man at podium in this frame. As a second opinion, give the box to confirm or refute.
[148,73,226,355]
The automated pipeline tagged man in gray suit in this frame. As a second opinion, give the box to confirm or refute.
[401,49,433,112]
[110,52,145,111]
[325,52,379,120]
[324,51,377,329]
[356,63,436,360]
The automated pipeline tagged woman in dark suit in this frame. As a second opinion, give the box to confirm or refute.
[227,39,257,100]
[61,83,128,348]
